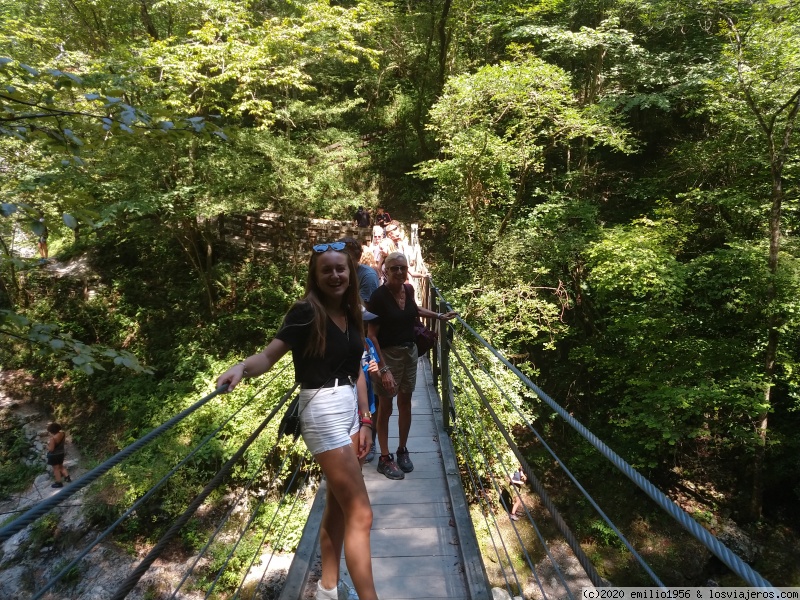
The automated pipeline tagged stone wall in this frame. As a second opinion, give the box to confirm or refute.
[218,211,374,261]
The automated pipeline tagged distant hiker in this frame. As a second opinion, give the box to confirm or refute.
[371,226,384,265]
[354,206,371,228]
[375,207,392,228]
[509,465,527,520]
[46,423,70,488]
[37,218,48,260]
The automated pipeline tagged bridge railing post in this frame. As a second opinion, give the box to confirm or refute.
[439,297,454,434]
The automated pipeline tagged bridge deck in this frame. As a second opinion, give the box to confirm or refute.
[280,358,489,600]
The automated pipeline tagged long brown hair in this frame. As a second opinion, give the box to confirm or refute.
[298,247,364,357]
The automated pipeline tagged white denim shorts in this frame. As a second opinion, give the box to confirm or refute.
[298,381,360,455]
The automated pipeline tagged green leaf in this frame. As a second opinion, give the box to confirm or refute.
[63,213,78,229]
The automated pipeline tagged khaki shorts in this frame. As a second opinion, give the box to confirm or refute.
[371,343,418,396]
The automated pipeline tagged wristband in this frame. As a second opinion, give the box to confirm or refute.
[360,421,373,429]
[437,313,442,320]
[360,418,373,425]
[238,362,248,377]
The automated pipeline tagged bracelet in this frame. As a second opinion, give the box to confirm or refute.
[238,362,248,377]
[360,418,373,426]
[437,313,442,320]
[379,366,391,374]
[360,421,373,429]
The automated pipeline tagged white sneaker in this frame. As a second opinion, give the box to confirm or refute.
[315,580,359,600]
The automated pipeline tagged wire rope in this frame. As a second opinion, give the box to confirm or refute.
[432,285,773,588]
[204,450,308,598]
[0,383,238,543]
[31,373,292,599]
[449,393,522,599]
[466,342,663,586]
[109,384,293,600]
[169,388,299,598]
[451,343,601,593]
[232,456,312,600]
[451,359,562,600]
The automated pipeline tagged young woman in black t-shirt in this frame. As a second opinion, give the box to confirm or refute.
[216,243,378,600]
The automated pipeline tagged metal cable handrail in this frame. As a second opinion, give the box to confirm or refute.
[450,344,584,597]
[205,451,308,598]
[109,384,296,599]
[0,384,229,544]
[170,384,301,598]
[232,458,311,599]
[450,402,527,599]
[430,283,773,588]
[457,342,654,587]
[34,375,291,600]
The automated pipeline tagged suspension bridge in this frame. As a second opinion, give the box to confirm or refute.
[0,238,777,599]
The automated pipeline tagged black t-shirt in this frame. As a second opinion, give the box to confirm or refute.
[275,302,363,388]
[367,284,418,348]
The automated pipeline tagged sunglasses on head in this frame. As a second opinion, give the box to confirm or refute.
[389,265,408,273]
[313,242,346,253]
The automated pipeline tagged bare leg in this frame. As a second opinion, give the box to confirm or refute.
[396,391,412,449]
[376,393,393,456]
[315,437,378,600]
[512,496,523,515]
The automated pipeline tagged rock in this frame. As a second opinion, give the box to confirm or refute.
[716,519,761,563]
[493,587,514,600]
[0,565,33,600]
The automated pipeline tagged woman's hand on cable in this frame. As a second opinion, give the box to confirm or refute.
[436,311,458,321]
[216,362,247,392]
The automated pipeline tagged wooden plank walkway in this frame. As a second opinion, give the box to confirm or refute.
[279,358,491,600]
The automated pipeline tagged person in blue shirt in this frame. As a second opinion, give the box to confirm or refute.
[341,236,379,304]
[361,309,381,462]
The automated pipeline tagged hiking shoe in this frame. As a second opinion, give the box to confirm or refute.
[315,580,359,600]
[377,454,404,480]
[396,447,414,473]
[64,475,72,483]
[364,443,375,463]
[51,482,63,489]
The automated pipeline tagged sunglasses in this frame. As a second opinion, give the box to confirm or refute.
[389,265,408,273]
[313,242,346,253]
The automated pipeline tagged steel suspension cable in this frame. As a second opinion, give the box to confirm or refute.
[170,387,300,598]
[465,342,661,586]
[109,385,294,600]
[451,342,605,592]
[205,451,309,598]
[451,352,568,600]
[233,459,312,600]
[445,307,773,588]
[448,382,523,599]
[34,377,290,600]
[0,384,229,544]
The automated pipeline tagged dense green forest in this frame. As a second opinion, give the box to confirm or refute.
[1,0,799,587]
